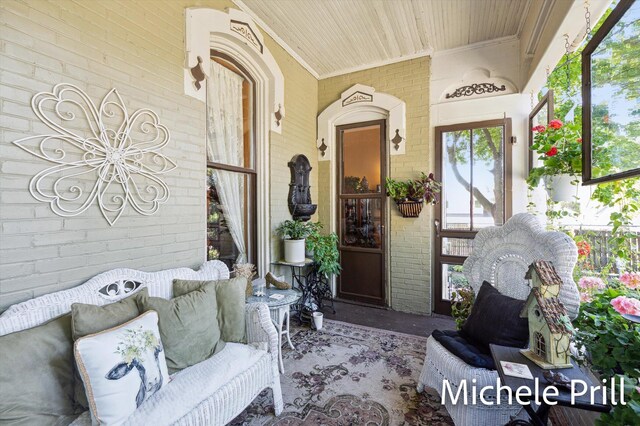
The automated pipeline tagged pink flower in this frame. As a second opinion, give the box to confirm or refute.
[611,296,640,316]
[578,276,606,291]
[619,272,640,289]
[580,292,593,303]
[545,146,558,156]
[549,119,563,129]
[532,125,546,133]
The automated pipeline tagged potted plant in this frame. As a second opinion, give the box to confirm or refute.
[527,119,582,202]
[306,228,341,277]
[385,172,441,217]
[276,220,316,263]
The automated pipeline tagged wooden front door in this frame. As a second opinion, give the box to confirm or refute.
[433,119,512,315]
[336,120,386,305]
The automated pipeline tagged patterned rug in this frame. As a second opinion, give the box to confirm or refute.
[230,319,453,425]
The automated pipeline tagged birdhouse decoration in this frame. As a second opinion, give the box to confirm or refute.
[520,260,573,369]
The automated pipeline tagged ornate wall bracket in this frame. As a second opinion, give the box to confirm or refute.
[445,82,506,99]
[190,56,206,90]
[12,83,176,226]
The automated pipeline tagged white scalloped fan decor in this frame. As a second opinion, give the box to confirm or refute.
[13,84,177,226]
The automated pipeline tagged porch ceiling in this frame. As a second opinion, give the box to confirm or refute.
[234,0,533,78]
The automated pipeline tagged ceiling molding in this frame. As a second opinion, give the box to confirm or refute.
[319,49,433,80]
[232,0,320,79]
[524,0,556,57]
[432,35,520,58]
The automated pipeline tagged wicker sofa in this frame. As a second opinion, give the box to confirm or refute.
[0,260,283,425]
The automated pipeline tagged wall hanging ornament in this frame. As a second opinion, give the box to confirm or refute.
[13,83,177,226]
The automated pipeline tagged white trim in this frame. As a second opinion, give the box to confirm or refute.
[317,84,407,163]
[319,50,433,80]
[186,8,282,277]
[232,0,320,79]
[431,35,519,58]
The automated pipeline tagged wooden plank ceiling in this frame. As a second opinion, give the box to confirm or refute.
[237,0,532,78]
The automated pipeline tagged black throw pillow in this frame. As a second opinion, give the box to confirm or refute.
[432,329,496,369]
[460,281,529,351]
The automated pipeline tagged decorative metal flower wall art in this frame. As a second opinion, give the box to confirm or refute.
[13,83,177,226]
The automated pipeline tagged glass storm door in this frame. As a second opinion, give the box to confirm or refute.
[433,119,512,315]
[337,120,386,305]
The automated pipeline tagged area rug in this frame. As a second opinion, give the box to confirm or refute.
[230,319,453,425]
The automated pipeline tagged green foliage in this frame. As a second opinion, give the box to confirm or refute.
[306,229,341,277]
[451,286,475,330]
[275,220,319,240]
[385,172,441,204]
[571,286,640,425]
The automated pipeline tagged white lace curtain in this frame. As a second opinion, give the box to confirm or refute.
[206,61,247,263]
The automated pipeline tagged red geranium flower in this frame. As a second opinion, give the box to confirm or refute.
[545,146,558,156]
[549,119,563,129]
[532,125,546,133]
[577,241,591,257]
[577,138,583,143]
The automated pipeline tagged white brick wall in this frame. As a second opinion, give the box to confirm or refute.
[0,0,318,311]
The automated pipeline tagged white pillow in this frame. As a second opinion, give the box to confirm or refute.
[74,310,169,425]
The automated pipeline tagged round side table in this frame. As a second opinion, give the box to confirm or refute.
[246,287,301,373]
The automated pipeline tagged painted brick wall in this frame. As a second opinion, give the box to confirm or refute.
[317,58,433,314]
[0,0,318,311]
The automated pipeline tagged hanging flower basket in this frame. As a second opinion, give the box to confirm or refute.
[544,174,577,202]
[395,199,424,218]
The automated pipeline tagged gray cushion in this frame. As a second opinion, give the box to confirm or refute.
[173,277,247,343]
[70,288,147,408]
[0,315,80,425]
[136,286,223,374]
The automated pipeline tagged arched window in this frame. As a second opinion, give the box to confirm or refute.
[206,53,257,270]
[534,331,546,359]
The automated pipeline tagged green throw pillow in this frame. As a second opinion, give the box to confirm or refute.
[0,315,80,425]
[136,285,223,374]
[70,288,147,409]
[173,277,247,343]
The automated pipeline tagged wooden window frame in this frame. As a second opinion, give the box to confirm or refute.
[207,51,258,269]
[581,0,640,184]
[528,90,554,173]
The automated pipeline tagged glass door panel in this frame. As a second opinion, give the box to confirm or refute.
[434,119,512,315]
[341,198,382,249]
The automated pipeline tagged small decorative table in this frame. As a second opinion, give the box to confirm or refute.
[272,258,335,324]
[490,344,610,425]
[247,286,301,373]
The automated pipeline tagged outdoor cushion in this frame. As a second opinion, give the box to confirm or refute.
[0,314,79,425]
[70,288,148,408]
[74,311,169,425]
[461,281,529,351]
[173,277,247,343]
[431,329,496,369]
[137,285,223,373]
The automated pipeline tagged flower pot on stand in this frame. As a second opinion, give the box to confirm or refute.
[284,238,305,263]
[544,174,576,202]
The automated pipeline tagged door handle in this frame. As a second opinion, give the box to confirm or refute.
[434,219,441,238]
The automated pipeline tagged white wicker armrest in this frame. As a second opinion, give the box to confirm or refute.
[245,303,279,365]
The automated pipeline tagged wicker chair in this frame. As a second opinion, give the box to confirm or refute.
[417,213,580,426]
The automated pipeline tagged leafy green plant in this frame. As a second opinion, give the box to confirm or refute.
[571,285,640,424]
[451,286,475,330]
[275,220,319,240]
[306,230,341,277]
[385,172,441,204]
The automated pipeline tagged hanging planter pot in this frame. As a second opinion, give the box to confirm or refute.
[284,238,306,263]
[395,199,424,218]
[544,174,577,202]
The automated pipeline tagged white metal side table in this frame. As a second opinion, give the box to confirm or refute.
[246,286,301,373]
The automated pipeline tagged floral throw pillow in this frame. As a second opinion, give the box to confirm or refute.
[74,311,169,425]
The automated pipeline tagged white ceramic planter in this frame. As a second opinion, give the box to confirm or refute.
[284,238,305,263]
[544,174,577,202]
[312,311,324,331]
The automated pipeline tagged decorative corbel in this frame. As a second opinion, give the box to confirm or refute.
[318,138,328,157]
[391,129,403,151]
[190,56,206,90]
[274,104,285,127]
